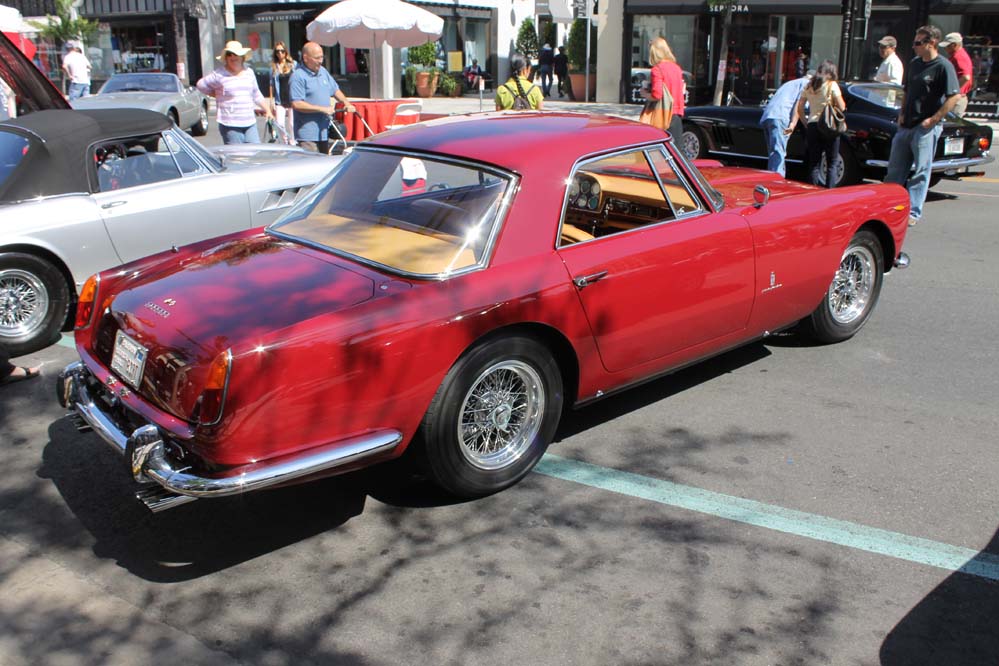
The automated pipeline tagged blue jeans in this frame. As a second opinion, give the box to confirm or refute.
[219,123,261,145]
[68,82,90,99]
[540,65,553,96]
[885,123,943,220]
[762,118,789,176]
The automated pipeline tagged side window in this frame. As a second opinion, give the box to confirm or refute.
[0,131,31,191]
[94,133,182,192]
[559,149,673,247]
[161,131,211,176]
[647,148,703,217]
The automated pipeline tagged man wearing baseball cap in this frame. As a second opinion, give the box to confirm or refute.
[939,32,973,116]
[875,36,903,85]
[62,40,91,100]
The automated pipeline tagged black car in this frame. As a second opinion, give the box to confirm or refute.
[680,82,994,187]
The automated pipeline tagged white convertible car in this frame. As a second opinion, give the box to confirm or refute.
[0,36,341,355]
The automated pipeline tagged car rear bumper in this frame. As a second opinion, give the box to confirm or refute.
[866,153,995,172]
[58,361,402,512]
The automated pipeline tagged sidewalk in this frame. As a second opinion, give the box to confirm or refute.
[410,93,643,120]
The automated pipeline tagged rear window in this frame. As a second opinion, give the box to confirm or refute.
[0,130,30,193]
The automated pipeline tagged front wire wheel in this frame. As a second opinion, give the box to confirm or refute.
[421,336,563,497]
[806,230,884,343]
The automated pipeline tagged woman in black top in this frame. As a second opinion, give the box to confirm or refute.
[269,42,297,145]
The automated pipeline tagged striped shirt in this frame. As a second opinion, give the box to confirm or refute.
[196,66,266,128]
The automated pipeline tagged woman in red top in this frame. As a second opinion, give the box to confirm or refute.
[644,37,686,139]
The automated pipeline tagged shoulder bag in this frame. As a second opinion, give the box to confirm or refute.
[639,67,674,131]
[817,83,847,139]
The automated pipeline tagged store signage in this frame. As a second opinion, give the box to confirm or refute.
[573,0,592,18]
[224,0,235,30]
[709,4,750,13]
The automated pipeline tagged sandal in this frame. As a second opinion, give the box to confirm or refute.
[1,366,41,385]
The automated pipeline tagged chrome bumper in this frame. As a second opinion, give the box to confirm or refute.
[58,361,403,512]
[866,153,995,172]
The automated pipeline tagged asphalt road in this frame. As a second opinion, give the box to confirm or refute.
[2,126,998,665]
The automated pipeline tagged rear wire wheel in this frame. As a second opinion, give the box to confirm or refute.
[420,335,563,497]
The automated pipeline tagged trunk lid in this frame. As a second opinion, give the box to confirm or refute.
[91,234,376,421]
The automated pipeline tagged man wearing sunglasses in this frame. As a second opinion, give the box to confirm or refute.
[885,25,960,227]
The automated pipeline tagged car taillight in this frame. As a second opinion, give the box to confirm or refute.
[74,274,100,329]
[979,137,991,151]
[198,349,232,426]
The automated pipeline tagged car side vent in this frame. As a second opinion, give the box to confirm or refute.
[259,187,304,212]
[713,126,734,148]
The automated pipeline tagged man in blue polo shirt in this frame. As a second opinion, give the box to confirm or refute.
[759,72,812,177]
[290,41,355,154]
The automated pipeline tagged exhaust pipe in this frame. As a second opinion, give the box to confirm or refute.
[894,252,910,269]
[135,485,198,513]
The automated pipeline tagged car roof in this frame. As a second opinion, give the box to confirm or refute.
[366,112,670,173]
[0,108,172,202]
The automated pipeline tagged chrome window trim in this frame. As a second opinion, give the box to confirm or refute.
[267,145,519,281]
[646,145,705,220]
[556,141,711,250]
[166,126,220,172]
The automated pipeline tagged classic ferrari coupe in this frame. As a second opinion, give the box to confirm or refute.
[59,112,911,512]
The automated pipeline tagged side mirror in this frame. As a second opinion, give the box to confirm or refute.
[753,184,770,208]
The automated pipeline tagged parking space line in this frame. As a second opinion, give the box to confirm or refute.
[57,333,75,349]
[935,190,999,198]
[536,454,999,582]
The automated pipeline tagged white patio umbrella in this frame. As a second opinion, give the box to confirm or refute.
[306,0,444,99]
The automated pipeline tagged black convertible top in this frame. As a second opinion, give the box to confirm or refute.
[0,108,172,202]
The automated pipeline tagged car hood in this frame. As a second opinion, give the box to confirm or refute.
[71,92,169,109]
[212,145,340,169]
[91,234,376,421]
[699,166,817,208]
[0,32,70,112]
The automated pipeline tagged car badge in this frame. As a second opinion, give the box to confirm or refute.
[163,298,176,306]
[762,271,783,294]
[144,302,171,318]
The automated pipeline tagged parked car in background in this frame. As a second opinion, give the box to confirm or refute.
[71,72,209,136]
[627,67,692,105]
[0,108,340,355]
[59,112,910,514]
[680,82,994,187]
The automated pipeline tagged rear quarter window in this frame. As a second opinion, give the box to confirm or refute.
[0,130,30,192]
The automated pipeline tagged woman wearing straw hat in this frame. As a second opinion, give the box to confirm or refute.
[196,40,273,144]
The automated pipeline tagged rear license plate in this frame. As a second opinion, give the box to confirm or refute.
[111,330,148,389]
[944,136,964,155]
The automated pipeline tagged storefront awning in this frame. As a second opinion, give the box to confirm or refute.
[254,9,309,22]
[626,0,843,12]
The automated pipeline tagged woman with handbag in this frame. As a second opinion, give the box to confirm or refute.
[640,37,686,139]
[788,59,847,187]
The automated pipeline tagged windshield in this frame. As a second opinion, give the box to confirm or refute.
[165,125,221,170]
[850,83,904,110]
[270,149,513,277]
[101,74,178,94]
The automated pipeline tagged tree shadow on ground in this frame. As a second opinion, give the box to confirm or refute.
[881,526,999,665]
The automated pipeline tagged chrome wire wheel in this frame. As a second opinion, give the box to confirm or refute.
[0,268,49,339]
[457,359,545,471]
[828,244,876,325]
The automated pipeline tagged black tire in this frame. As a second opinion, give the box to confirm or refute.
[805,230,884,344]
[191,103,209,136]
[680,124,707,160]
[420,335,564,498]
[0,252,70,356]
[816,143,861,187]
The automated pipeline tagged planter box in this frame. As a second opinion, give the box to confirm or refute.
[568,73,596,102]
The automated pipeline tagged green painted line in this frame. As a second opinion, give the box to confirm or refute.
[56,333,76,349]
[536,454,999,582]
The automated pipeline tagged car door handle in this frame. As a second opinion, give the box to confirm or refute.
[101,200,127,209]
[573,270,609,289]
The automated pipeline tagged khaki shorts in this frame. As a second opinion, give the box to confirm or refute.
[953,94,969,118]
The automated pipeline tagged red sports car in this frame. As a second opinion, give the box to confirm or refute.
[59,112,911,512]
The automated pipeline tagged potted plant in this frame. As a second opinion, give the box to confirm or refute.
[438,73,460,97]
[404,65,419,97]
[408,40,440,97]
[566,18,597,102]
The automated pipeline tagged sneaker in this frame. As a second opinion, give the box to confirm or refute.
[908,216,919,227]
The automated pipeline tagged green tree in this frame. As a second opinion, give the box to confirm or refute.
[543,22,557,50]
[515,18,539,61]
[29,0,98,49]
[566,18,596,73]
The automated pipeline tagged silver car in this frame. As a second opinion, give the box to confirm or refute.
[0,108,341,355]
[72,72,210,136]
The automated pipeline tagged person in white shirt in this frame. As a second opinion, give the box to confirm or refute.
[62,40,92,99]
[875,36,904,85]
